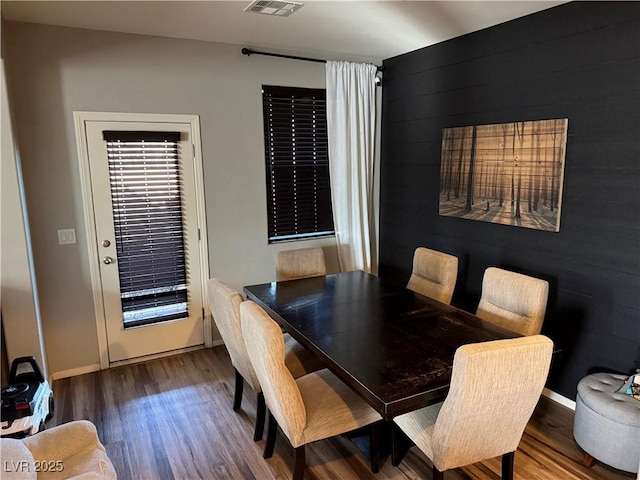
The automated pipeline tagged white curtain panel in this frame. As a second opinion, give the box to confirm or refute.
[325,61,377,273]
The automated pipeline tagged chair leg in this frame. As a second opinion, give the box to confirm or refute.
[254,392,266,442]
[263,410,278,459]
[391,423,412,467]
[432,465,445,480]
[502,451,515,480]
[233,369,244,411]
[293,445,306,480]
[370,421,380,473]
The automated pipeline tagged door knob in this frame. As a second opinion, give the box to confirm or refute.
[103,256,114,265]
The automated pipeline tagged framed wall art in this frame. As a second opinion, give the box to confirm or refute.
[439,118,568,232]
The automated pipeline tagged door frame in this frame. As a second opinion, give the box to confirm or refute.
[74,111,211,369]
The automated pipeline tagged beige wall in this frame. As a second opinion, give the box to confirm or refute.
[3,21,380,375]
[1,55,48,377]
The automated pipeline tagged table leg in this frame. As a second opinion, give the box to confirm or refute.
[391,422,413,467]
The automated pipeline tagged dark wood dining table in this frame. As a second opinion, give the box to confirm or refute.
[243,270,521,421]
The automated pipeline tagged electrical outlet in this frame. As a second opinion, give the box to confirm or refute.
[57,228,76,245]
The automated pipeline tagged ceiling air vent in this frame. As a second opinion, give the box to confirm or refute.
[244,0,304,17]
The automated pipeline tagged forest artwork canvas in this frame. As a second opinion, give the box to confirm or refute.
[439,118,568,232]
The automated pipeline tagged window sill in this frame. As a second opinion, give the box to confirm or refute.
[268,232,335,244]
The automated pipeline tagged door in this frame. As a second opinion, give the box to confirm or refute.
[83,119,205,363]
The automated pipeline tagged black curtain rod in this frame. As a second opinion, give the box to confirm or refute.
[241,47,383,72]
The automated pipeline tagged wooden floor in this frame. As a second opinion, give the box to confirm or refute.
[51,347,634,480]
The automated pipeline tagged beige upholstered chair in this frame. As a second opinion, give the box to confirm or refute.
[207,279,322,441]
[1,420,116,479]
[476,267,549,336]
[406,247,458,304]
[392,335,553,480]
[240,301,383,479]
[275,247,327,282]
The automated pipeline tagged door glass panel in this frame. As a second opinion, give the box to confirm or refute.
[104,131,189,328]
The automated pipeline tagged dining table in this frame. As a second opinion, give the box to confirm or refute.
[243,270,522,421]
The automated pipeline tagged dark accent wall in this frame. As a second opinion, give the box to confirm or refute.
[379,2,640,399]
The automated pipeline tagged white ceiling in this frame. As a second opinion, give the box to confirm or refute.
[1,1,567,62]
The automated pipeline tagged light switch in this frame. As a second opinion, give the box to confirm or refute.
[57,228,76,245]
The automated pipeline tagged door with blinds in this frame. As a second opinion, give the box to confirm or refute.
[84,120,205,363]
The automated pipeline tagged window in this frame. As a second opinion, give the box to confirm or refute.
[262,85,334,242]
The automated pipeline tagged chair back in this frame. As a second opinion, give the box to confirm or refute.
[476,267,548,336]
[406,247,458,304]
[276,247,326,281]
[240,301,307,446]
[431,335,553,471]
[207,279,260,391]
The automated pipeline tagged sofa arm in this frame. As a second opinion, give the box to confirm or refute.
[0,438,37,479]
[22,420,104,461]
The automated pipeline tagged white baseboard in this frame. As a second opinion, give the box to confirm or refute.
[542,387,576,410]
[50,363,101,382]
[211,339,224,348]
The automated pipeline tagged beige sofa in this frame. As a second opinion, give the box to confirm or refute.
[1,420,116,479]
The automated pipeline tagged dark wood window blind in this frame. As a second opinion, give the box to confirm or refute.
[262,85,334,242]
[103,130,189,328]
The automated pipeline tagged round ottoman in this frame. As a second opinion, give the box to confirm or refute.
[573,372,640,474]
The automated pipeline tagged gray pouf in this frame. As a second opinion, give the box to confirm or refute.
[573,372,640,473]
